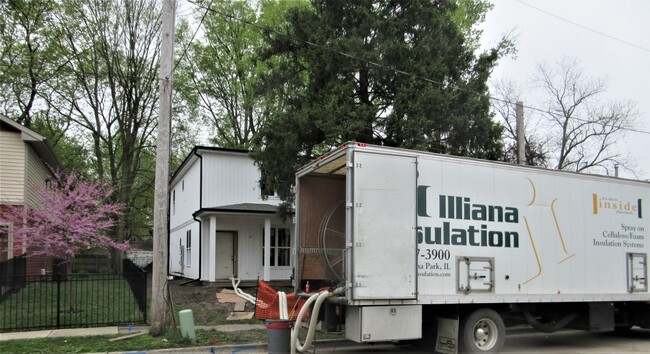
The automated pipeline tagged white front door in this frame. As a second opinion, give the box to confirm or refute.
[216,231,235,279]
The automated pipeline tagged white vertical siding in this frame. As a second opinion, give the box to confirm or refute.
[216,216,264,280]
[169,228,183,275]
[202,152,281,208]
[169,220,200,279]
[24,146,52,207]
[215,215,292,281]
[170,160,201,230]
[0,131,26,203]
[169,155,202,279]
[183,221,200,279]
[168,148,290,282]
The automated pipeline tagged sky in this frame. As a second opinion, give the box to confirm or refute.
[479,0,650,180]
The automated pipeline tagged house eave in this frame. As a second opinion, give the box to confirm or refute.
[193,204,279,218]
[1,114,63,171]
[170,145,249,186]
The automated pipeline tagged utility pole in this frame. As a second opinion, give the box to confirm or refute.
[151,0,175,337]
[516,101,525,165]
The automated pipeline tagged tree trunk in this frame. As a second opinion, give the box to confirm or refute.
[65,259,76,313]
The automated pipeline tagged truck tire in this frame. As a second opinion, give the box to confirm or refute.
[460,308,505,353]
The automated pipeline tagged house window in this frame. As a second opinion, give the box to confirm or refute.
[172,190,176,215]
[260,180,279,199]
[186,229,192,267]
[182,180,185,191]
[262,228,291,267]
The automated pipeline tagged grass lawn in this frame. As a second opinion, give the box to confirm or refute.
[0,327,344,353]
[1,276,344,352]
[0,275,143,331]
[0,328,268,353]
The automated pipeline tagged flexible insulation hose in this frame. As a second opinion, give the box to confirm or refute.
[230,277,256,304]
[291,291,330,354]
[278,291,288,320]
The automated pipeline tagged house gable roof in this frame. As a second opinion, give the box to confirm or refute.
[170,145,249,186]
[0,114,63,171]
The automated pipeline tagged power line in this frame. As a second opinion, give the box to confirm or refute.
[170,0,213,76]
[516,0,650,53]
[186,0,650,136]
[508,102,650,135]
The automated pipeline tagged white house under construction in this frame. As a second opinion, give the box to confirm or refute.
[168,146,293,284]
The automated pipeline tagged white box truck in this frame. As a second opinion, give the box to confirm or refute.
[294,142,650,352]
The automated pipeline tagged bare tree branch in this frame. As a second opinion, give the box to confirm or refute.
[533,57,637,174]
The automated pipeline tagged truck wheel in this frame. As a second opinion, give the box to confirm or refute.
[460,308,505,353]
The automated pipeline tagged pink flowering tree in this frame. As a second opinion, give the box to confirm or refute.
[2,171,129,273]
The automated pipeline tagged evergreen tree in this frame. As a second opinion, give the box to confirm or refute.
[252,0,509,208]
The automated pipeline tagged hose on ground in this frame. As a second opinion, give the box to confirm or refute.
[230,276,256,304]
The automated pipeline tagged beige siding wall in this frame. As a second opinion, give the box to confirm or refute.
[25,146,52,207]
[0,131,26,203]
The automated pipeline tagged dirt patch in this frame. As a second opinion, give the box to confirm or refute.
[146,275,295,326]
[166,279,259,326]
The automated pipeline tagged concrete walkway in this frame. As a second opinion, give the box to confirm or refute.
[0,324,266,342]
[0,325,371,354]
[0,326,120,341]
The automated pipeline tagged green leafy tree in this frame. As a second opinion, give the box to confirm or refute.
[1,0,161,264]
[450,0,494,51]
[46,0,161,267]
[175,0,308,149]
[0,0,62,127]
[170,19,200,170]
[252,0,509,208]
[0,1,95,175]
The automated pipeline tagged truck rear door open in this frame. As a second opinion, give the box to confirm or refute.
[351,150,418,300]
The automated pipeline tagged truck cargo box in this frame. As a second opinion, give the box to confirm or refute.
[295,142,649,304]
[294,142,649,350]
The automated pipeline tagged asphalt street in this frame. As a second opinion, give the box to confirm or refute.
[310,327,650,353]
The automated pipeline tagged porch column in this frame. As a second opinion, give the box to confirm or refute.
[263,217,271,281]
[208,216,217,282]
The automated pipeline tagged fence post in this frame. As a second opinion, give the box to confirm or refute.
[56,273,61,329]
[143,272,147,323]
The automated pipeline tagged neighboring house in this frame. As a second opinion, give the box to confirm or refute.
[0,114,63,276]
[169,146,293,284]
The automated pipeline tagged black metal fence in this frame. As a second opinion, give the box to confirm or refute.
[122,258,148,322]
[0,259,147,332]
[0,255,26,302]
